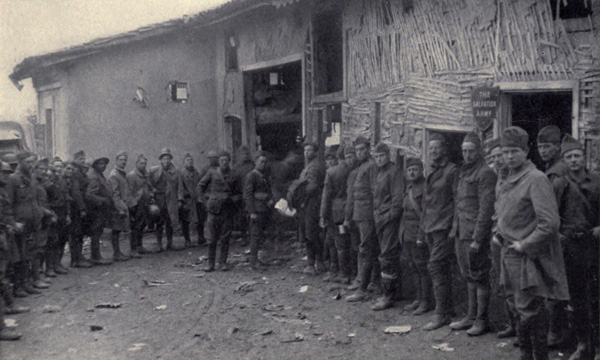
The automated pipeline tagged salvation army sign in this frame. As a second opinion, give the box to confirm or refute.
[471,86,499,131]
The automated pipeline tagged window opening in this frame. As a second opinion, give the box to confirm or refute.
[549,0,592,20]
[313,5,343,95]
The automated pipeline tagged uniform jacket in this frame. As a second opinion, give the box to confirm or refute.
[244,168,272,214]
[45,176,71,211]
[346,157,377,222]
[451,159,497,243]
[197,164,217,203]
[198,167,241,215]
[399,177,424,243]
[178,166,201,223]
[127,167,153,208]
[344,166,359,223]
[553,169,600,243]
[7,167,44,229]
[86,169,112,209]
[298,157,326,208]
[108,167,132,231]
[545,158,569,183]
[320,162,351,224]
[373,162,404,232]
[497,160,568,300]
[149,163,179,224]
[0,183,19,262]
[420,158,458,234]
[233,160,255,189]
[71,165,88,212]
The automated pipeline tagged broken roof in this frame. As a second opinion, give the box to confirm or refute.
[9,0,301,86]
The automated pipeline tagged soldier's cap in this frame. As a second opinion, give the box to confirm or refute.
[1,161,12,173]
[183,153,193,161]
[561,134,583,156]
[353,136,370,148]
[207,150,218,158]
[372,142,390,155]
[406,157,423,169]
[92,157,110,167]
[462,131,481,149]
[537,125,561,145]
[16,151,36,162]
[115,151,128,159]
[486,138,502,155]
[52,156,64,164]
[136,153,148,164]
[303,141,319,151]
[218,150,231,159]
[159,148,173,160]
[73,150,85,159]
[255,150,268,160]
[429,132,447,145]
[501,126,529,150]
[324,147,336,159]
[1,153,17,165]
[343,145,356,156]
[35,157,50,168]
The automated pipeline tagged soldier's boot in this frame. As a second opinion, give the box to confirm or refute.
[346,261,371,302]
[450,282,477,330]
[136,230,151,254]
[196,222,206,246]
[90,236,112,266]
[1,282,29,315]
[347,258,362,290]
[31,257,50,289]
[423,274,451,330]
[467,285,490,336]
[0,306,21,341]
[248,236,263,269]
[412,273,434,315]
[181,221,191,247]
[55,243,69,273]
[302,243,317,275]
[532,312,549,360]
[44,248,58,278]
[333,249,351,284]
[72,241,92,268]
[111,232,129,262]
[23,262,42,294]
[155,230,164,252]
[204,243,217,272]
[165,225,184,251]
[68,237,76,267]
[372,278,395,311]
[404,273,422,312]
[518,320,534,360]
[547,301,566,348]
[129,230,142,258]
[12,263,29,298]
[217,241,230,271]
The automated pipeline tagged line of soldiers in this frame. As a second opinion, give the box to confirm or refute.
[0,146,260,341]
[290,125,598,360]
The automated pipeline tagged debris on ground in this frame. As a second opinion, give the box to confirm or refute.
[196,256,208,263]
[234,281,259,294]
[347,333,356,338]
[333,291,341,300]
[263,313,312,326]
[90,325,103,331]
[297,312,307,320]
[95,302,122,309]
[299,285,308,293]
[4,318,17,327]
[42,305,62,313]
[155,305,168,310]
[255,329,273,336]
[496,342,508,348]
[113,283,120,288]
[281,332,304,343]
[127,343,147,352]
[227,327,239,335]
[143,280,170,287]
[263,304,283,312]
[432,343,455,352]
[384,325,411,335]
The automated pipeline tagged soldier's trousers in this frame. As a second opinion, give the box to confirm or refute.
[425,230,454,316]
[299,203,322,266]
[324,225,339,273]
[333,226,351,278]
[356,220,379,291]
[403,240,432,304]
[377,220,401,292]
[155,204,173,244]
[249,213,269,261]
[563,242,600,347]
[129,204,148,250]
[455,239,491,285]
[206,212,232,264]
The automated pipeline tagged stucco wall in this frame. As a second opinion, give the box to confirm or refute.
[61,31,218,170]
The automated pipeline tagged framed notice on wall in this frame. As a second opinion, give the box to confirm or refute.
[471,86,500,131]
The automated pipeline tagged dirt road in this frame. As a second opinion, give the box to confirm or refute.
[2,233,530,360]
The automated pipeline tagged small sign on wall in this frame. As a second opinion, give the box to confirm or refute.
[471,86,499,131]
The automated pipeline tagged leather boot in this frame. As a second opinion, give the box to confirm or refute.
[451,282,476,332]
[249,233,260,269]
[423,313,451,331]
[24,262,42,293]
[31,257,49,289]
[219,240,230,265]
[345,289,369,302]
[44,249,58,278]
[517,320,534,360]
[547,300,566,348]
[533,313,549,360]
[404,271,422,311]
[204,243,217,272]
[111,232,129,262]
[467,286,490,336]
[181,221,192,247]
[372,279,395,311]
[334,249,351,284]
[12,263,29,298]
[2,282,30,314]
[129,230,142,258]
[497,324,517,338]
[71,241,92,268]
[414,271,434,315]
[155,231,164,252]
[91,235,112,266]
[56,243,68,273]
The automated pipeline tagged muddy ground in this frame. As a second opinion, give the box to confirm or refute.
[1,231,565,360]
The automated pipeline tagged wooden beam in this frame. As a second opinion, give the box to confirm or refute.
[239,53,303,72]
[495,80,576,92]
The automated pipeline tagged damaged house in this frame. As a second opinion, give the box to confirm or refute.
[9,0,600,170]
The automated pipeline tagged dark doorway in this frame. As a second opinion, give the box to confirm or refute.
[225,115,242,163]
[427,130,468,167]
[246,61,303,160]
[510,92,572,170]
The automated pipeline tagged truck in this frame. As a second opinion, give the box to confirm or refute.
[0,121,35,157]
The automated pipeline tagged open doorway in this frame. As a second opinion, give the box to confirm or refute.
[425,129,469,168]
[245,61,303,160]
[509,92,572,169]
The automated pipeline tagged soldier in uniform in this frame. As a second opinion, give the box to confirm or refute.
[419,132,459,331]
[370,143,404,311]
[497,126,568,360]
[345,136,380,302]
[44,159,71,276]
[149,148,183,252]
[553,135,600,360]
[108,151,133,261]
[320,147,341,281]
[195,150,219,244]
[85,157,114,265]
[537,125,570,347]
[244,151,273,269]
[70,150,92,268]
[233,146,255,246]
[296,142,326,276]
[341,145,359,282]
[400,157,432,316]
[198,151,241,272]
[449,132,497,336]
[127,154,153,256]
[178,153,202,248]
